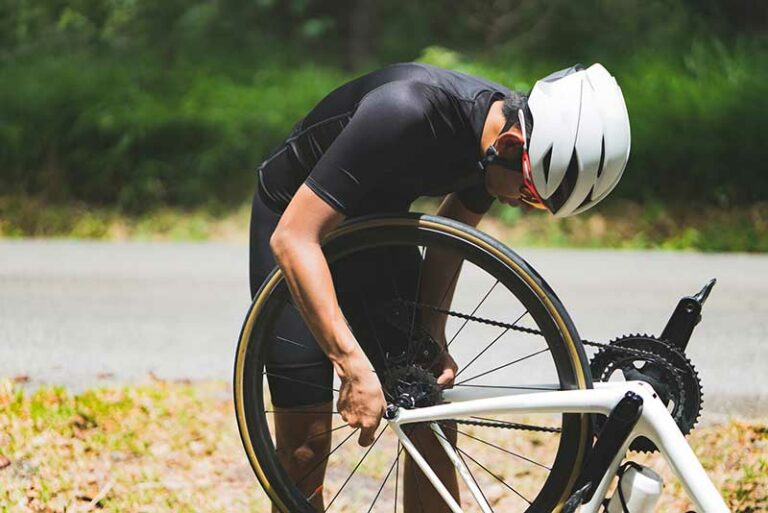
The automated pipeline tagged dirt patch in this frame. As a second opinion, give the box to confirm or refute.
[0,379,764,512]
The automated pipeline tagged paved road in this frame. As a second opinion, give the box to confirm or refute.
[0,240,765,421]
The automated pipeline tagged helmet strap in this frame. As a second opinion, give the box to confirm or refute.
[478,143,523,174]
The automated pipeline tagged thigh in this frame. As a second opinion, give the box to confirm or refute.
[332,244,423,371]
[249,190,280,298]
[250,190,334,408]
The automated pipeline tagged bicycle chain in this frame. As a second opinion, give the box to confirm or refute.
[395,299,687,432]
[442,418,562,433]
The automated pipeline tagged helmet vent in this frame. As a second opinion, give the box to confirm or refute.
[596,137,606,179]
[547,150,580,213]
[577,186,595,210]
[542,146,553,182]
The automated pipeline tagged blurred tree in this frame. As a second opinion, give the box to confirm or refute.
[0,0,765,208]
[348,0,377,69]
[683,0,767,34]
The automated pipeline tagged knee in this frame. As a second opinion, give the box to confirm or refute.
[288,431,332,466]
[409,422,457,447]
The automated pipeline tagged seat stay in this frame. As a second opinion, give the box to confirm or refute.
[388,381,730,513]
[430,422,494,513]
[389,422,464,513]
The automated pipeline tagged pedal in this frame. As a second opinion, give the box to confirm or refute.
[561,483,592,513]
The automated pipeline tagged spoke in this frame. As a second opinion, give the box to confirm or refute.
[410,454,427,513]
[456,445,494,513]
[455,446,532,505]
[441,424,551,470]
[362,296,392,376]
[360,298,396,401]
[454,310,529,380]
[394,441,400,513]
[265,410,341,415]
[405,246,426,364]
[275,335,313,351]
[404,425,427,513]
[263,372,340,393]
[275,424,351,456]
[420,277,503,375]
[406,257,465,370]
[455,347,551,386]
[325,425,389,511]
[446,279,499,350]
[433,429,532,506]
[454,328,509,379]
[428,429,497,511]
[366,443,405,513]
[296,428,359,487]
[437,258,464,313]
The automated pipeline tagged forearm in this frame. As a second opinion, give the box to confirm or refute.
[271,236,363,374]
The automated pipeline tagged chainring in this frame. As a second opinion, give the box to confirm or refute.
[590,334,703,452]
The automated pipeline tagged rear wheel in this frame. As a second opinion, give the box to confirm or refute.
[234,214,593,512]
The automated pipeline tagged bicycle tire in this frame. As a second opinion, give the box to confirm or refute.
[234,213,593,512]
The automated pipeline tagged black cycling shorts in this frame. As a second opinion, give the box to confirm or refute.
[249,191,421,408]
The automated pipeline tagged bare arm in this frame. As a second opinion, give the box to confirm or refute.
[418,193,487,385]
[422,192,485,324]
[435,192,486,228]
[270,184,384,446]
[270,184,355,365]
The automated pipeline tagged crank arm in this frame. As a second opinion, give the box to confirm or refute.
[660,278,716,353]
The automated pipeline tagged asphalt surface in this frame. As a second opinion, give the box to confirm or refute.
[0,240,765,421]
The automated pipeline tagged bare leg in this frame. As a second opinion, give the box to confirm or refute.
[403,423,459,513]
[272,401,334,512]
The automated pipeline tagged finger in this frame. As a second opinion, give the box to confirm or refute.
[358,426,375,447]
[436,368,455,387]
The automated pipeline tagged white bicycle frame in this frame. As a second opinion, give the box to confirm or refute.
[387,380,730,513]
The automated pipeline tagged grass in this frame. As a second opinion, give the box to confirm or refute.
[0,379,765,512]
[0,196,251,243]
[478,200,768,253]
[2,195,767,252]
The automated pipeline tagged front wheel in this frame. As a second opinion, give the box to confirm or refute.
[234,213,593,512]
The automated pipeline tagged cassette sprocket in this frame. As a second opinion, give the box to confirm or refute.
[590,334,703,452]
[383,365,443,409]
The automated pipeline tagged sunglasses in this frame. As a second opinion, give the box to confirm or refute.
[517,109,547,210]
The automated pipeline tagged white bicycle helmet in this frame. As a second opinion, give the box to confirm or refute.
[527,63,631,217]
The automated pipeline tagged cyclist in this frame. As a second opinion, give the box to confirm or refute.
[250,62,630,511]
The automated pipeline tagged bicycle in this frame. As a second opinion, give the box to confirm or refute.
[234,213,729,512]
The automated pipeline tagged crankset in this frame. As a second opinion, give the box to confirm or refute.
[588,279,715,452]
[590,334,702,452]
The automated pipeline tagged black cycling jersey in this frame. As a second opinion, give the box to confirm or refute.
[250,63,512,408]
[257,62,511,216]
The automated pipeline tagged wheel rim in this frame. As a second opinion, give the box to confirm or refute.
[235,215,591,513]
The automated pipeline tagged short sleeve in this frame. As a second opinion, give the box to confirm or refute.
[457,184,495,214]
[304,81,429,215]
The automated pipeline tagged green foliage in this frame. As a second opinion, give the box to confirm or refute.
[0,53,346,210]
[420,40,768,206]
[617,38,768,204]
[0,0,766,223]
